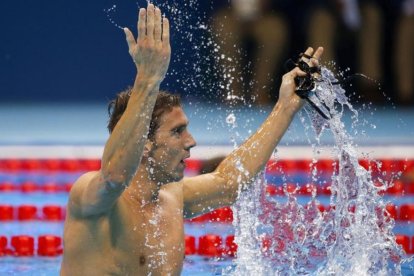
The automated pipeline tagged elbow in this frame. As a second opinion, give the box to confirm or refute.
[212,170,239,206]
[214,167,258,206]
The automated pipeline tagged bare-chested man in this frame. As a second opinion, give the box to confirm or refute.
[60,4,323,276]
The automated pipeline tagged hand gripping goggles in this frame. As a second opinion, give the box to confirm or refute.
[284,53,331,119]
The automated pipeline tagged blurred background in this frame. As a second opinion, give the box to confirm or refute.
[0,0,413,106]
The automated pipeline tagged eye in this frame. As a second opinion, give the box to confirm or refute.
[172,127,185,136]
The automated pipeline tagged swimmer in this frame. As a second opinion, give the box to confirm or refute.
[60,4,323,275]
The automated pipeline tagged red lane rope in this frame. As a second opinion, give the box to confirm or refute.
[0,235,62,257]
[0,205,66,221]
[0,158,412,173]
[1,204,414,222]
[0,234,412,257]
[1,181,413,197]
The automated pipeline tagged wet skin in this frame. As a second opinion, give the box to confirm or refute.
[61,179,185,275]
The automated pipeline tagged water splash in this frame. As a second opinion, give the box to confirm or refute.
[226,113,237,127]
[229,67,409,275]
[152,0,219,102]
[104,5,124,30]
[314,68,406,274]
[231,174,271,275]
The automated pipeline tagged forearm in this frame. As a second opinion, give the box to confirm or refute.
[101,75,160,188]
[215,100,296,194]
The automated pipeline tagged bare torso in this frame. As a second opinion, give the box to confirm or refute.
[60,180,184,276]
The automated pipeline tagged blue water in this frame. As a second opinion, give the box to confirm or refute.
[1,236,413,275]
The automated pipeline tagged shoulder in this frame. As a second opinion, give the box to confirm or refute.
[67,171,101,214]
[69,171,100,197]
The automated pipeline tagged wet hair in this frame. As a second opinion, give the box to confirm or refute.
[107,87,181,140]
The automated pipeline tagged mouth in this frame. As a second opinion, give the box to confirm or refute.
[180,154,191,166]
[178,160,186,171]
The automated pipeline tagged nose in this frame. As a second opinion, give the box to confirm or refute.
[185,132,196,150]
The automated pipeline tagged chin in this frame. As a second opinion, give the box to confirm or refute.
[170,171,184,182]
[172,174,184,182]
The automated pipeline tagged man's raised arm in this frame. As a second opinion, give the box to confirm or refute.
[184,47,323,217]
[69,5,171,218]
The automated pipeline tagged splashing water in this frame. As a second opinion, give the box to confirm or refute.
[314,68,406,275]
[104,5,124,30]
[228,67,409,275]
[152,0,220,101]
[230,174,272,275]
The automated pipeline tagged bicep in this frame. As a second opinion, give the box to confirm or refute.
[68,171,124,218]
[182,172,236,219]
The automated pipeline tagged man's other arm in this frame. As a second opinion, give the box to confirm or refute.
[184,47,323,218]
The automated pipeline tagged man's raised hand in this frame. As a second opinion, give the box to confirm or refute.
[278,47,324,114]
[123,4,171,84]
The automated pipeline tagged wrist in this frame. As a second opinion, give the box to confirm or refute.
[274,98,301,118]
[135,74,162,90]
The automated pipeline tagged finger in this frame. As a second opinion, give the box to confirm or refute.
[284,67,306,81]
[313,47,324,60]
[162,17,170,46]
[123,27,136,50]
[292,67,307,77]
[311,47,324,66]
[137,8,146,41]
[303,47,314,61]
[154,7,162,42]
[298,47,314,70]
[146,4,155,39]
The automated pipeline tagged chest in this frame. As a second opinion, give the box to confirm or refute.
[108,197,184,255]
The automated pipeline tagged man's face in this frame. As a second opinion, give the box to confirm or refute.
[148,107,196,183]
